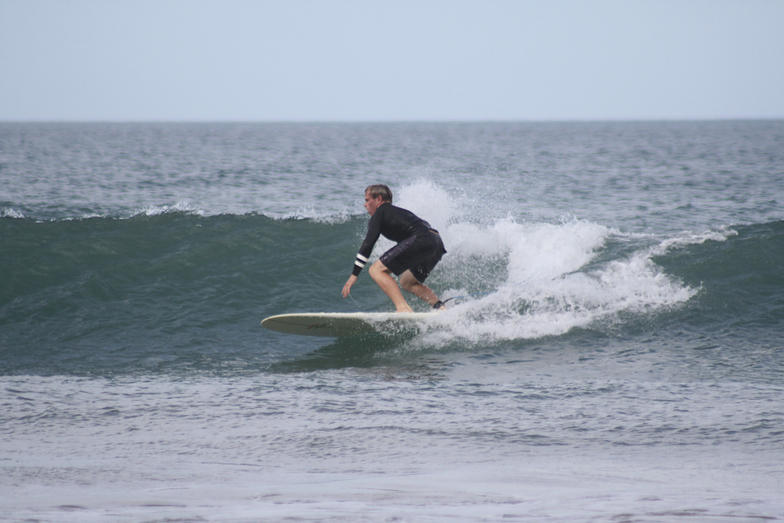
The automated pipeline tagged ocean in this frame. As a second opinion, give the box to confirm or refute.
[1,121,783,522]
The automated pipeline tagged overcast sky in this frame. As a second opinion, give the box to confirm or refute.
[2,0,783,121]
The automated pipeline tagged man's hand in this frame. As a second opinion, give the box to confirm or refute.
[342,275,358,297]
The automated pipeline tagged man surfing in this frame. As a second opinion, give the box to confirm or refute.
[342,184,447,313]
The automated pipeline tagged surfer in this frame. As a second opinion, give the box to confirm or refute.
[342,184,447,313]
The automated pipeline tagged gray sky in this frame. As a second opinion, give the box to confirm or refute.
[2,0,783,121]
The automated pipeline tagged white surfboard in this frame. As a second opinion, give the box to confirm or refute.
[261,311,438,337]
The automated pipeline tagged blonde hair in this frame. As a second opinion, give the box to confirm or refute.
[365,184,393,203]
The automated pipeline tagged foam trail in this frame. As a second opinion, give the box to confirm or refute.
[429,229,698,345]
[351,179,702,346]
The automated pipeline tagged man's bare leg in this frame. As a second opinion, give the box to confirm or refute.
[368,261,414,313]
[400,270,446,310]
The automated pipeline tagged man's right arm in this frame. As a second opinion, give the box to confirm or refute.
[351,210,383,276]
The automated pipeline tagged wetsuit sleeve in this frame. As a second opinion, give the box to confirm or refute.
[352,209,383,276]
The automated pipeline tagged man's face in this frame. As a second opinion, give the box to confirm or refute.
[364,192,385,216]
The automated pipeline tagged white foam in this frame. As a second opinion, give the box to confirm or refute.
[1,207,25,219]
[387,180,699,346]
[130,200,205,217]
[655,226,738,254]
[423,242,696,345]
[395,179,459,232]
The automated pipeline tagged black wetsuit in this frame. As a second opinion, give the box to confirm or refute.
[352,204,446,282]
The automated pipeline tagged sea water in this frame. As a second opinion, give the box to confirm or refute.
[1,121,783,522]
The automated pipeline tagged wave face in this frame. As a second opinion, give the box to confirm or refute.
[2,208,782,377]
[1,213,354,374]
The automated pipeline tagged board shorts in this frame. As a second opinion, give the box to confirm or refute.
[379,230,446,283]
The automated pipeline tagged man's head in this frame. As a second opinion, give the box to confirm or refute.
[365,184,392,203]
[364,184,392,216]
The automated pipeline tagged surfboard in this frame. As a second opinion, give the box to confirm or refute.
[261,311,438,337]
